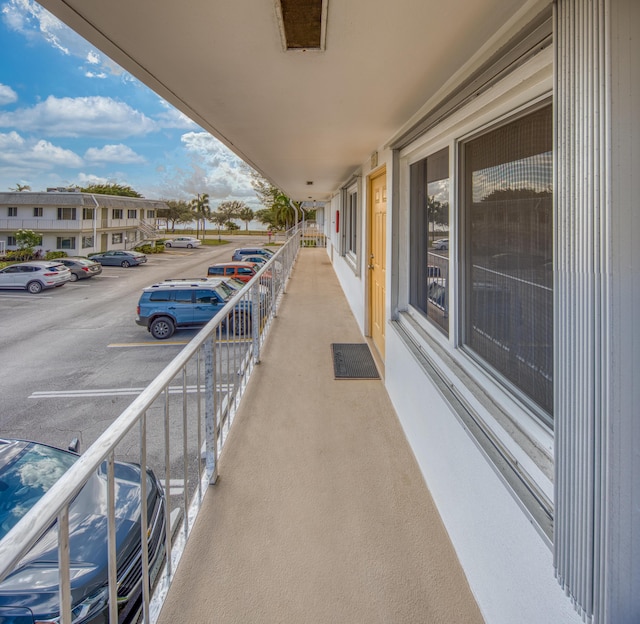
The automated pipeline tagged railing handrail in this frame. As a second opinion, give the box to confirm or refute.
[0,232,299,588]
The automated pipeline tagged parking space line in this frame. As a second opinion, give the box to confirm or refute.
[29,384,233,399]
[108,341,189,347]
[108,338,251,347]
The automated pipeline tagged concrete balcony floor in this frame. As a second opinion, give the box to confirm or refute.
[157,247,484,624]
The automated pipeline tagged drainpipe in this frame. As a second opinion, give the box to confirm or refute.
[91,194,100,253]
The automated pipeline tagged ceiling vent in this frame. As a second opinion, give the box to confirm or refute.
[275,0,328,51]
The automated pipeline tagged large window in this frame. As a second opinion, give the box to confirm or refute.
[82,208,94,220]
[128,209,137,219]
[56,237,76,250]
[462,103,553,416]
[112,209,123,220]
[410,148,449,334]
[57,207,76,220]
[343,184,358,258]
[33,207,43,217]
[8,207,17,217]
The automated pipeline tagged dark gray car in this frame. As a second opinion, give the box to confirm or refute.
[0,438,166,624]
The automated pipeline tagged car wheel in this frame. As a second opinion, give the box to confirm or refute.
[150,317,175,340]
[26,281,43,294]
[187,243,193,248]
[69,273,78,282]
[165,242,172,248]
[232,311,250,336]
[121,260,131,268]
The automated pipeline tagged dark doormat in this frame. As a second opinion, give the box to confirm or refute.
[331,343,380,379]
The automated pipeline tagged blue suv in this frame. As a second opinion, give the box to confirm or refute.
[136,280,251,339]
[231,247,275,261]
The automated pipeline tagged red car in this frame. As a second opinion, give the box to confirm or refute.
[207,261,262,283]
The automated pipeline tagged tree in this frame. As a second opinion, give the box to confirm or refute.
[10,183,31,192]
[217,200,245,223]
[426,196,449,243]
[247,168,301,231]
[158,200,193,232]
[254,208,280,231]
[238,206,255,231]
[14,229,42,260]
[209,211,228,242]
[80,183,142,197]
[190,193,210,239]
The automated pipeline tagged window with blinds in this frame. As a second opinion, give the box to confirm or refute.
[462,103,553,417]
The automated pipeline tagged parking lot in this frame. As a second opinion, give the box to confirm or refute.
[0,236,268,462]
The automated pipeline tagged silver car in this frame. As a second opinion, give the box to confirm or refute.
[0,261,71,293]
[163,237,202,248]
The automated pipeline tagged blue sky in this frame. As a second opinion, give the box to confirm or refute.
[0,0,259,208]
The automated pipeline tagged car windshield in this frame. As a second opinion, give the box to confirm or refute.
[0,443,77,540]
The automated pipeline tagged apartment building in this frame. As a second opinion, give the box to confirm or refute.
[0,190,166,255]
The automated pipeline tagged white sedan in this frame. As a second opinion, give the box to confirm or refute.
[164,237,202,248]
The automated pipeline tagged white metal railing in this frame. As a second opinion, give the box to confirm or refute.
[0,226,302,624]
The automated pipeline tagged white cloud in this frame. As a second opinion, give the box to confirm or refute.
[0,83,18,106]
[154,131,258,204]
[0,95,157,138]
[75,172,110,186]
[155,102,199,130]
[2,0,128,78]
[85,144,146,164]
[0,130,83,169]
[85,71,107,79]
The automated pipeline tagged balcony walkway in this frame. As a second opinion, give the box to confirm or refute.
[156,248,484,624]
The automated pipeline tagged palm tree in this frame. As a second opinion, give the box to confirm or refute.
[190,193,210,239]
[238,206,255,231]
[10,183,31,192]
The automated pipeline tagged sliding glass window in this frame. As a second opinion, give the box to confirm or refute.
[410,147,450,334]
[462,103,553,417]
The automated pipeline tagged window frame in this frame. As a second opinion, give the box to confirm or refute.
[112,209,123,220]
[33,207,43,217]
[56,236,76,250]
[57,207,76,221]
[340,176,361,274]
[396,47,555,541]
[7,207,17,217]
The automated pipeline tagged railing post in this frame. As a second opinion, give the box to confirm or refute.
[204,337,218,484]
[252,283,260,364]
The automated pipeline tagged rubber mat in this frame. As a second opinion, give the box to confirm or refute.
[331,343,380,379]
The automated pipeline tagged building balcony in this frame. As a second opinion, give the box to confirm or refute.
[0,218,149,232]
[0,244,482,624]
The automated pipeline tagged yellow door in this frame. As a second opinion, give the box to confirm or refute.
[368,168,386,359]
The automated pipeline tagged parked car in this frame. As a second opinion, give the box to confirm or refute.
[432,238,449,250]
[207,261,262,283]
[0,438,166,624]
[0,261,71,293]
[163,237,202,248]
[90,250,147,267]
[136,281,252,339]
[231,247,275,261]
[56,256,103,281]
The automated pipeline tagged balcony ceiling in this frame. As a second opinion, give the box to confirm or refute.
[37,0,531,201]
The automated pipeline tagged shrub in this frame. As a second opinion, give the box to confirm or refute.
[45,251,67,260]
[134,243,164,254]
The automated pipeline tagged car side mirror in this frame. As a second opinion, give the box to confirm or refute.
[68,437,80,453]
